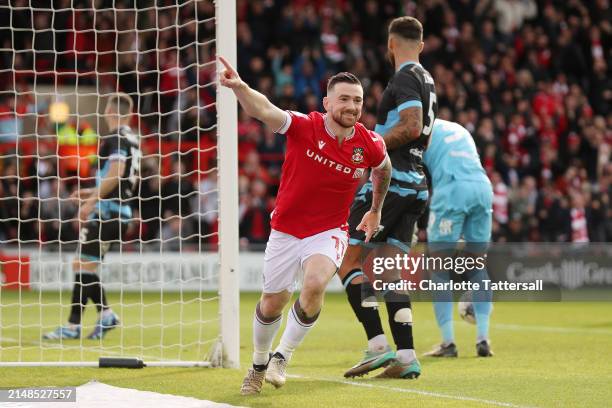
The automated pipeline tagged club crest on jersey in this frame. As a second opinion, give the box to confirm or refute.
[351,147,364,164]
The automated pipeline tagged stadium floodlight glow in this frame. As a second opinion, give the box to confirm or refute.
[49,101,70,123]
[0,0,239,369]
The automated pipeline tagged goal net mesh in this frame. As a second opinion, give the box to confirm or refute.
[0,0,225,365]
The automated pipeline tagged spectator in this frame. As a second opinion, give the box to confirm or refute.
[239,179,271,246]
[0,0,610,248]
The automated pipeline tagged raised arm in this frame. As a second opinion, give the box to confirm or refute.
[218,56,287,131]
[356,155,392,242]
[382,107,422,150]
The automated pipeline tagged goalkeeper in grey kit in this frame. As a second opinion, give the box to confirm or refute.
[43,93,141,341]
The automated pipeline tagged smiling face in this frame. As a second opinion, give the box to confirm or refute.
[323,82,364,129]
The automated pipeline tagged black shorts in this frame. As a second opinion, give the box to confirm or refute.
[78,216,128,262]
[348,187,428,251]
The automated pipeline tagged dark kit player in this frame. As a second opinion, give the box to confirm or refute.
[339,16,437,379]
[43,93,140,341]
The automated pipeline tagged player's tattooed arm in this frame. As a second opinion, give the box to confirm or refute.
[218,56,286,131]
[382,107,423,150]
[370,155,392,212]
[357,155,391,242]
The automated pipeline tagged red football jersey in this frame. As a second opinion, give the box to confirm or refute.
[271,111,387,239]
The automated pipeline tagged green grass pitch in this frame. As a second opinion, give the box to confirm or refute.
[1,290,611,407]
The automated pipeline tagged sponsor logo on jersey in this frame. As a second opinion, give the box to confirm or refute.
[351,147,364,164]
[318,140,326,149]
[306,149,354,175]
[353,168,365,179]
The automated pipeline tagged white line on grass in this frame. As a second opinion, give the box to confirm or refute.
[492,323,612,335]
[288,374,536,408]
[0,336,168,363]
[419,319,612,336]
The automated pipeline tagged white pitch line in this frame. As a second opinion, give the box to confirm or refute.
[492,323,612,335]
[288,374,535,408]
[418,319,612,336]
[0,336,169,363]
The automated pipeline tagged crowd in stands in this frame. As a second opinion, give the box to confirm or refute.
[0,0,610,249]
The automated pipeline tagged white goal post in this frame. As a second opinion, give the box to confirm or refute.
[216,0,240,369]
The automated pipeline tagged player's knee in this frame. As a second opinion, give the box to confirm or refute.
[301,280,326,305]
[300,276,327,309]
[302,258,334,291]
[259,292,289,317]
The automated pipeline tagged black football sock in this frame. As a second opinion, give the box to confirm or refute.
[85,273,109,313]
[384,285,414,350]
[68,273,97,325]
[342,269,384,341]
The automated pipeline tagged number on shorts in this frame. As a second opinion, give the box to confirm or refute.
[331,236,346,262]
[129,147,141,186]
[79,227,89,243]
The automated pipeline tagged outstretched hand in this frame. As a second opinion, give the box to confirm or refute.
[357,210,382,243]
[218,56,243,89]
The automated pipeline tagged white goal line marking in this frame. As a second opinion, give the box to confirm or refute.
[0,336,171,363]
[288,374,535,408]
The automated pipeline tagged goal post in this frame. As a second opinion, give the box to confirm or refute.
[0,0,239,368]
[215,0,240,369]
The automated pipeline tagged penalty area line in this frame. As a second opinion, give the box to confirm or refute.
[288,374,536,408]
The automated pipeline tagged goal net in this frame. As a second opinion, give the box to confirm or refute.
[0,0,239,368]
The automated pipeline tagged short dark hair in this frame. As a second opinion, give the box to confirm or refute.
[388,16,423,42]
[327,72,362,92]
[106,92,133,116]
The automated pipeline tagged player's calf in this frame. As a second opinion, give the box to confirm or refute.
[384,287,417,364]
[273,299,320,365]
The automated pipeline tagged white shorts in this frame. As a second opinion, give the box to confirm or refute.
[262,228,348,294]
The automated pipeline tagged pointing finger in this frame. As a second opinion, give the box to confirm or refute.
[218,56,236,75]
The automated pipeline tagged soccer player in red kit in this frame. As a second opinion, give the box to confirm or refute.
[218,56,391,395]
